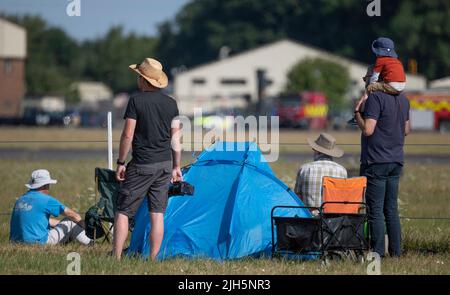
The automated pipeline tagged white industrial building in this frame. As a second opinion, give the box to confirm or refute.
[174,39,427,116]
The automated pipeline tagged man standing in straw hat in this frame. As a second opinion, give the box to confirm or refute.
[113,58,182,260]
[10,169,92,245]
[295,133,347,212]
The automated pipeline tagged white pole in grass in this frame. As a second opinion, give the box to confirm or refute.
[107,111,113,170]
[107,111,114,235]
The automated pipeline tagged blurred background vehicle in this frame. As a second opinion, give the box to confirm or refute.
[406,91,450,133]
[275,92,328,130]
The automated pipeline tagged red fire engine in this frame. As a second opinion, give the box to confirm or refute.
[406,91,450,132]
[275,92,328,130]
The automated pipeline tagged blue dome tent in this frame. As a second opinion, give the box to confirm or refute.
[127,141,311,260]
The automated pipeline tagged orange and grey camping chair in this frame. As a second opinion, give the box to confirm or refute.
[270,177,369,262]
[321,176,367,214]
[319,176,369,257]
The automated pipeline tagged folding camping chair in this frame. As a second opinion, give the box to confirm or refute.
[271,176,369,262]
[320,176,369,260]
[84,168,120,243]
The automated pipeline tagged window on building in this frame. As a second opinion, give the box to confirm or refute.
[192,78,206,85]
[221,78,247,85]
[4,59,13,75]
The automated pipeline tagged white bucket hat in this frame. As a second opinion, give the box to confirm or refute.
[25,169,57,189]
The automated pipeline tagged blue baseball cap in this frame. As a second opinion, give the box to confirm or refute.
[371,37,398,58]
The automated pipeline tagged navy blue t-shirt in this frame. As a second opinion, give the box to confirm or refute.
[361,91,410,165]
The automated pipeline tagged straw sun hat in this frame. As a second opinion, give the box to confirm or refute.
[129,58,168,89]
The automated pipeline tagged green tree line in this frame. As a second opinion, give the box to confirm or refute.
[4,15,157,96]
[157,0,449,80]
[4,0,450,96]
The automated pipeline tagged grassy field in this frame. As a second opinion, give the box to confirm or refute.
[0,128,449,274]
[0,158,449,274]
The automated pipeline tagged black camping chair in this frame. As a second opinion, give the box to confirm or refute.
[271,202,369,261]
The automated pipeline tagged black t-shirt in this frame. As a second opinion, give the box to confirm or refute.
[124,91,179,164]
[361,91,410,165]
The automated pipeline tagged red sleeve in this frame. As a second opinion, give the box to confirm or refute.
[373,57,384,73]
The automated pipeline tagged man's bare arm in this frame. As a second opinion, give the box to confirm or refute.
[405,120,411,136]
[49,217,60,227]
[171,119,183,182]
[63,207,82,223]
[118,118,136,162]
[171,119,182,168]
[355,112,377,137]
[116,118,136,181]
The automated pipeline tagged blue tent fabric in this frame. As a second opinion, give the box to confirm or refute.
[127,141,311,260]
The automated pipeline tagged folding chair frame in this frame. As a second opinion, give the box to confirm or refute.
[271,205,324,258]
[271,202,370,259]
[92,171,115,244]
[320,201,370,252]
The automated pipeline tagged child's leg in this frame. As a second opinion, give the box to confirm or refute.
[382,83,401,95]
[367,82,387,93]
[387,82,405,93]
[367,82,400,94]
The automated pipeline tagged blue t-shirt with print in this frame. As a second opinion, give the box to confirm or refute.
[9,190,66,244]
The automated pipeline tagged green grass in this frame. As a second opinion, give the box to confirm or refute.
[0,243,448,275]
[0,157,449,274]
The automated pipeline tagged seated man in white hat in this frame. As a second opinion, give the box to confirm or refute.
[10,169,92,246]
[295,133,347,214]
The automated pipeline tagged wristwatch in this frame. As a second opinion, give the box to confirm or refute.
[116,159,126,166]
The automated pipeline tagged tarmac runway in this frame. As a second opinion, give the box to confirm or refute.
[1,148,449,165]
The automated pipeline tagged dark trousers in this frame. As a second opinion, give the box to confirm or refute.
[360,163,403,257]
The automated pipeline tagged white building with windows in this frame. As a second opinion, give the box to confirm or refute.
[174,39,427,116]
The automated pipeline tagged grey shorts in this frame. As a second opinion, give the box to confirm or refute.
[117,160,172,217]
